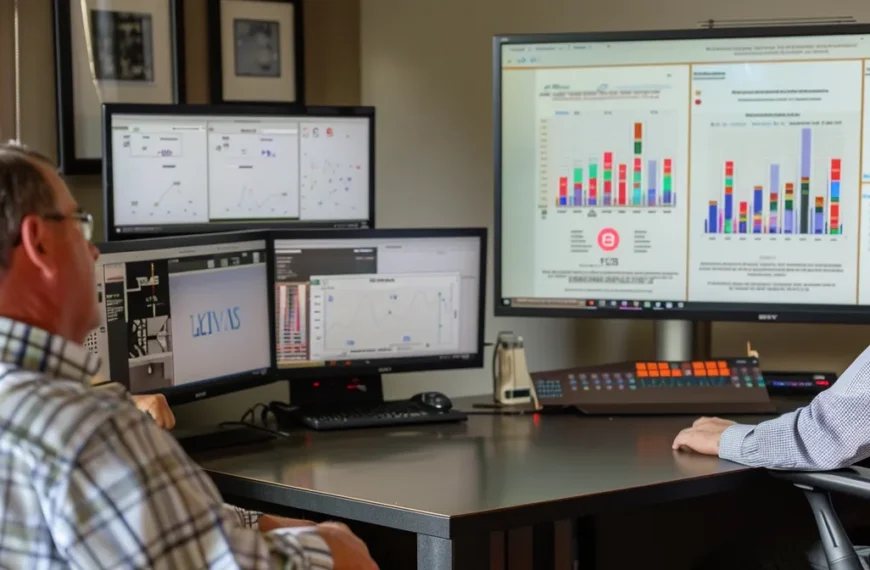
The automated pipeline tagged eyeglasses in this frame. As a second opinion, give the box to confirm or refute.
[43,211,93,241]
[12,211,94,245]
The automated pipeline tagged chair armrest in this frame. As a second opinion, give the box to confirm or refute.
[772,467,870,500]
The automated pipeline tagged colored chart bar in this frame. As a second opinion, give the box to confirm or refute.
[724,161,734,234]
[752,185,763,233]
[589,161,599,206]
[738,201,748,234]
[830,158,841,234]
[814,196,824,235]
[618,163,627,206]
[632,157,642,205]
[647,159,657,206]
[769,192,779,234]
[707,201,718,234]
[558,176,568,207]
[800,128,811,234]
[784,182,795,234]
[573,166,583,207]
[603,152,613,206]
[663,158,673,205]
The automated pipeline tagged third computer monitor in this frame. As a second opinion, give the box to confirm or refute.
[495,24,870,323]
[270,228,487,377]
[103,104,374,240]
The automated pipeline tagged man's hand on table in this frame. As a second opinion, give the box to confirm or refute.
[261,517,379,569]
[672,417,736,456]
[131,393,176,430]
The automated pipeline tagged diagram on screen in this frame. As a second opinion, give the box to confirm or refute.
[113,130,210,226]
[308,273,460,361]
[208,132,300,219]
[124,260,174,392]
[299,122,370,220]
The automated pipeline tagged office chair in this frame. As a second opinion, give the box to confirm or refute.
[774,468,870,570]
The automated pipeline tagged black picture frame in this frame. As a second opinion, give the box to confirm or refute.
[52,0,187,175]
[206,0,305,105]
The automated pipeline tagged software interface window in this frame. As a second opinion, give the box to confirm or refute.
[109,113,370,233]
[274,236,481,369]
[86,239,271,393]
[499,33,870,311]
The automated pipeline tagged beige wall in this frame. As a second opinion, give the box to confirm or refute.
[3,0,870,423]
[359,0,870,401]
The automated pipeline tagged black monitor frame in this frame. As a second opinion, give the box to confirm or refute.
[94,230,276,405]
[102,103,376,241]
[267,227,488,380]
[493,24,870,325]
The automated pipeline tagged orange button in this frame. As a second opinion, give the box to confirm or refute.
[695,370,707,376]
[638,371,648,377]
[692,361,704,369]
[672,369,683,376]
[658,362,668,370]
[649,370,660,377]
[660,370,671,377]
[637,363,647,370]
[717,361,728,367]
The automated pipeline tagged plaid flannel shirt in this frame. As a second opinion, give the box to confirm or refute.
[0,317,333,569]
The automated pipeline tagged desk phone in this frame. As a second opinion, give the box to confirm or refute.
[531,357,777,415]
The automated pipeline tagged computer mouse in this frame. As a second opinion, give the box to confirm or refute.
[411,391,453,412]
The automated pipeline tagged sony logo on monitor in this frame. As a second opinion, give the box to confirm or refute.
[191,307,242,337]
[378,367,392,373]
[195,391,207,399]
[758,314,779,321]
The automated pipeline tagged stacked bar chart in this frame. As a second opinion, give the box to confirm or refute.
[555,121,676,209]
[703,128,843,235]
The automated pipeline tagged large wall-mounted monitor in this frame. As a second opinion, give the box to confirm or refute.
[269,228,487,378]
[103,104,374,241]
[494,25,870,323]
[87,231,274,404]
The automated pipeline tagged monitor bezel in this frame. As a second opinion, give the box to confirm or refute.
[492,24,870,325]
[95,230,276,405]
[267,227,488,380]
[102,103,376,242]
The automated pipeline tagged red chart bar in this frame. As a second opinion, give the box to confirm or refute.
[558,176,568,207]
[618,164,627,205]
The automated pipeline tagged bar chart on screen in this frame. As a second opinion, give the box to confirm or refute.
[531,65,691,302]
[701,129,844,237]
[687,60,862,305]
[535,65,690,216]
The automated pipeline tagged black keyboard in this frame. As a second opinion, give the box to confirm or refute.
[173,423,276,453]
[277,400,468,431]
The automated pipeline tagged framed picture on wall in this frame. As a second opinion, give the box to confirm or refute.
[206,0,304,105]
[53,0,186,175]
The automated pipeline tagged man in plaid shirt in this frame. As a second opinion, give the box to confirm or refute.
[0,141,377,569]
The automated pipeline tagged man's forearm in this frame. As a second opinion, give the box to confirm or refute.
[719,388,870,470]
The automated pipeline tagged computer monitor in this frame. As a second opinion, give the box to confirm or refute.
[103,104,374,240]
[87,231,273,404]
[269,228,487,379]
[495,25,870,324]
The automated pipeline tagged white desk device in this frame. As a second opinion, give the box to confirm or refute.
[492,331,535,406]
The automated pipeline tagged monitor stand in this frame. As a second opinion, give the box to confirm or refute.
[270,374,384,430]
[290,374,384,407]
[654,319,712,361]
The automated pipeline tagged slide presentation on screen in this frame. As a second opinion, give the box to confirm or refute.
[500,37,870,307]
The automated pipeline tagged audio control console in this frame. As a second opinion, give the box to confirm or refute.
[531,357,776,415]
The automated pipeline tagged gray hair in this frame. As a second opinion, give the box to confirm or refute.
[0,141,58,268]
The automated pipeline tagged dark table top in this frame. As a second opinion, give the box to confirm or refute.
[197,397,773,537]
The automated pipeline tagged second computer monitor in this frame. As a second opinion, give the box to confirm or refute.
[270,228,487,378]
[103,104,374,240]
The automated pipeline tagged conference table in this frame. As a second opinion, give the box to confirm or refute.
[190,395,808,569]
